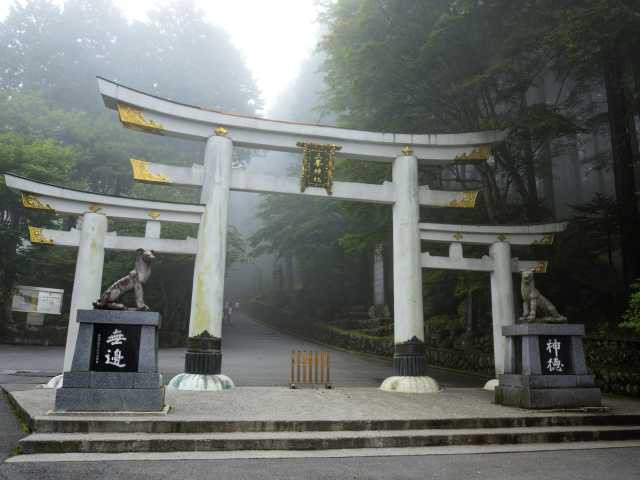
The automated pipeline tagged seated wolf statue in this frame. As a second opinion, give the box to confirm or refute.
[94,248,155,311]
[520,270,566,323]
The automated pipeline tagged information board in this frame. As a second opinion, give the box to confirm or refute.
[11,285,63,315]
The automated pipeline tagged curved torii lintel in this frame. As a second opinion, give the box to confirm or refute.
[97,77,506,163]
[419,221,567,246]
[5,174,203,224]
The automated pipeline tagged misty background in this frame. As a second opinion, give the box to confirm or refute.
[1,0,639,393]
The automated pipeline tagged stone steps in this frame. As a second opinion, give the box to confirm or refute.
[19,425,640,454]
[32,414,640,434]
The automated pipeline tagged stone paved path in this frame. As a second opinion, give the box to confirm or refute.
[0,312,487,387]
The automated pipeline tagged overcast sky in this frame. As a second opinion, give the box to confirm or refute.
[0,0,321,114]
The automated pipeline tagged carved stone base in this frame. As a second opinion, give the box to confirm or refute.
[393,336,427,376]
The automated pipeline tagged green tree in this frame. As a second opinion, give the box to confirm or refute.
[620,282,640,334]
[0,0,260,338]
[319,0,587,223]
[544,0,640,291]
[0,130,80,325]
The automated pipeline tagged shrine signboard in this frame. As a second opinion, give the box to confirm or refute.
[297,142,341,195]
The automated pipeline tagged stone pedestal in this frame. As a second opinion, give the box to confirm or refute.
[495,323,601,409]
[55,310,164,412]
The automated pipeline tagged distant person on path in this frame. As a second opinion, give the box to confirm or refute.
[234,301,240,311]
[223,301,233,325]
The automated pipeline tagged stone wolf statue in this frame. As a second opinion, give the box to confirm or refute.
[520,270,566,323]
[94,249,155,311]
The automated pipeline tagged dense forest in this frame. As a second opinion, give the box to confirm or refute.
[2,0,640,352]
[251,0,640,339]
[0,0,257,343]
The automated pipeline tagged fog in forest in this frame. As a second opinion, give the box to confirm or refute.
[2,0,640,365]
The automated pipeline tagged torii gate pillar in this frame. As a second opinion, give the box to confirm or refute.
[47,212,107,388]
[168,134,235,391]
[489,241,516,376]
[63,212,108,372]
[380,152,439,393]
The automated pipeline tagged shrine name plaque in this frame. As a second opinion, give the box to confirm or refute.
[90,323,141,372]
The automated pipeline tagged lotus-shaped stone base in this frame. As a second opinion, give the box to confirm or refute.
[379,376,441,393]
[167,373,235,391]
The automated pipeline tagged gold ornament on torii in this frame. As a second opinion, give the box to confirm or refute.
[28,226,54,245]
[297,142,342,195]
[21,192,55,211]
[116,103,164,134]
[130,159,171,184]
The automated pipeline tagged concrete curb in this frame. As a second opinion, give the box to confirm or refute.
[7,440,640,463]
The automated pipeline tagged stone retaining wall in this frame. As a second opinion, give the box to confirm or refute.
[584,337,640,397]
[424,347,494,376]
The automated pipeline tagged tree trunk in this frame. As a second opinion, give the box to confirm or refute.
[522,130,540,220]
[603,51,640,293]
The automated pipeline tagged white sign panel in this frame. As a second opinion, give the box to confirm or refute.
[11,286,63,315]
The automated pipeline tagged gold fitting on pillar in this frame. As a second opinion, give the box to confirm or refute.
[214,126,228,136]
[401,146,414,156]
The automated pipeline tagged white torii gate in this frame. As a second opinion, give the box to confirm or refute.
[95,77,507,392]
[419,221,567,386]
[5,174,200,382]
